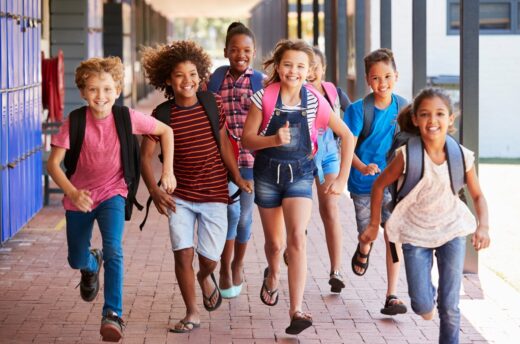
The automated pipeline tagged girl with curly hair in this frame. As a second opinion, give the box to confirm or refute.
[140,40,252,333]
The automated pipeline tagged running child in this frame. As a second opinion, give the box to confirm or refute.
[360,87,490,344]
[140,40,253,334]
[242,39,355,335]
[47,56,175,342]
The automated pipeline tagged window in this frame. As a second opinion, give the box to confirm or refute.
[447,0,520,34]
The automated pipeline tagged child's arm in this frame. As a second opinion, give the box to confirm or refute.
[219,127,253,193]
[140,136,176,215]
[46,147,93,212]
[359,151,404,244]
[466,166,491,251]
[352,147,381,176]
[242,104,290,150]
[150,121,176,194]
[326,112,355,194]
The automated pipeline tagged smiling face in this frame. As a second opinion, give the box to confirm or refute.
[80,72,121,118]
[412,96,455,142]
[366,61,398,102]
[275,49,310,89]
[225,33,256,77]
[168,61,200,106]
[307,53,325,87]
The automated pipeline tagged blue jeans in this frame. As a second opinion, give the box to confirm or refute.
[66,195,125,317]
[402,236,466,344]
[227,168,254,243]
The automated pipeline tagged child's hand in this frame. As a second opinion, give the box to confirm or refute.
[362,163,380,176]
[472,225,490,251]
[276,121,291,146]
[160,172,177,194]
[325,176,346,195]
[69,189,93,213]
[150,188,176,216]
[359,223,379,244]
[236,178,253,194]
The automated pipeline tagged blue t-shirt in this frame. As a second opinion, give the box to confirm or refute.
[343,95,399,195]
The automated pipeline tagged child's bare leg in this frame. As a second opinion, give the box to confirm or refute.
[258,206,285,303]
[174,248,200,323]
[316,174,342,272]
[219,240,234,290]
[231,241,247,286]
[384,230,402,297]
[283,197,312,316]
[197,255,219,308]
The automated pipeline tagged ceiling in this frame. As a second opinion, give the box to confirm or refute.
[146,0,263,19]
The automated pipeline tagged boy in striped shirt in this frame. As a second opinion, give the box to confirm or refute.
[140,41,253,333]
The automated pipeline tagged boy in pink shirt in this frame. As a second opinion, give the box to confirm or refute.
[47,56,175,342]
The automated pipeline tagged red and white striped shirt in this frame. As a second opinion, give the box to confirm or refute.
[150,96,229,204]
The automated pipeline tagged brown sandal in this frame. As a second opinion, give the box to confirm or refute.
[285,311,313,335]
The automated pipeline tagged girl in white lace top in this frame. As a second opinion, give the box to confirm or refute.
[359,88,490,344]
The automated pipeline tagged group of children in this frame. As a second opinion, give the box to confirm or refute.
[47,21,490,343]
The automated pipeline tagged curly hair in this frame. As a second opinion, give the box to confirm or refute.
[364,48,397,76]
[75,56,124,90]
[263,39,314,87]
[141,40,212,99]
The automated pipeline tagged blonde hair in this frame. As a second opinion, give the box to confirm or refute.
[263,39,314,87]
[75,56,124,90]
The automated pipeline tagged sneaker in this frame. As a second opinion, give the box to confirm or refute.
[100,309,125,342]
[78,248,103,302]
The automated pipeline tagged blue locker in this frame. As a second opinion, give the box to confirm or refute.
[0,93,8,243]
[8,90,18,236]
[0,0,7,89]
[36,0,41,83]
[35,85,42,211]
[6,0,13,88]
[24,88,31,219]
[23,0,29,86]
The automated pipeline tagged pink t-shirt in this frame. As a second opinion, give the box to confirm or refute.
[51,107,157,211]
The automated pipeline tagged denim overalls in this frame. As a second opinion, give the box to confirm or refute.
[253,87,316,208]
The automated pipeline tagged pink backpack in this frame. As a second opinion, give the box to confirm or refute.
[260,82,331,155]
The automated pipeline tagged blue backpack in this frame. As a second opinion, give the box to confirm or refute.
[207,65,263,93]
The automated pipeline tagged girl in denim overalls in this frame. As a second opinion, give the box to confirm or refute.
[242,39,355,335]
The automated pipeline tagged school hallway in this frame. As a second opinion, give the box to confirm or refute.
[0,92,518,344]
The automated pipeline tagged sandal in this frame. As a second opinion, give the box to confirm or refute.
[328,271,345,293]
[169,320,200,333]
[351,242,373,276]
[380,294,407,315]
[201,272,222,312]
[285,311,313,335]
[260,267,278,306]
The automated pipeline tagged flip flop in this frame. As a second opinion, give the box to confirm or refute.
[169,320,200,333]
[380,294,408,315]
[285,311,313,335]
[260,267,278,306]
[202,272,222,312]
[351,242,373,276]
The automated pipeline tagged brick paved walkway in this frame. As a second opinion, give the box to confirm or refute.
[0,93,519,343]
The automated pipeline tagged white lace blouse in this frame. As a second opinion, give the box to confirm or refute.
[385,144,477,248]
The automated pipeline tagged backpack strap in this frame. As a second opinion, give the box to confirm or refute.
[112,106,134,184]
[304,83,331,138]
[197,91,221,148]
[321,81,338,107]
[396,136,424,202]
[260,82,281,133]
[250,70,264,93]
[207,65,229,93]
[445,135,466,194]
[64,106,88,179]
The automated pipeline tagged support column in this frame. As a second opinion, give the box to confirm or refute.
[460,0,480,274]
[313,0,319,46]
[380,0,391,49]
[412,0,427,95]
[324,0,337,84]
[297,0,302,39]
[337,0,347,90]
[355,0,367,99]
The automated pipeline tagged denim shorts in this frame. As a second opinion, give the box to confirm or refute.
[314,150,340,177]
[351,188,392,233]
[167,197,227,261]
[253,155,315,208]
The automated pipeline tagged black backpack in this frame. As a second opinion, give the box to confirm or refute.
[139,91,240,230]
[64,106,143,221]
